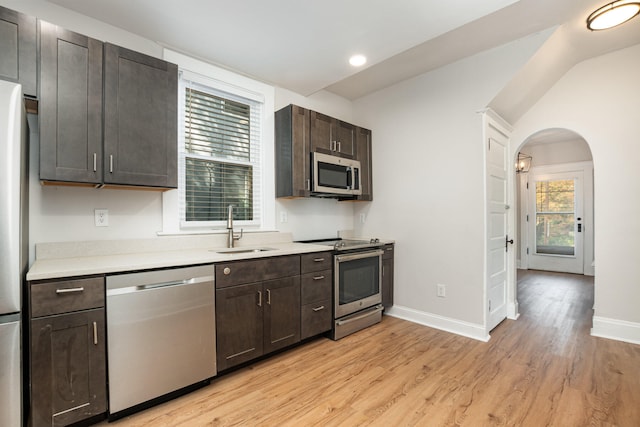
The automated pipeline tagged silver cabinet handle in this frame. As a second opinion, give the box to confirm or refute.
[337,141,341,152]
[109,155,113,173]
[266,289,271,305]
[257,291,262,307]
[331,141,337,151]
[93,321,98,345]
[93,153,97,172]
[56,287,84,294]
[313,258,325,262]
[306,179,310,191]
[312,305,325,312]
[313,275,325,280]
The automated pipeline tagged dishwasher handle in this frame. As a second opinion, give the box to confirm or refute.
[107,275,214,296]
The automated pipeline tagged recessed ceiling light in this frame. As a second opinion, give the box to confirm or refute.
[587,1,640,30]
[349,55,367,67]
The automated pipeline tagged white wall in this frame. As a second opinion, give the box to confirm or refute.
[351,32,549,330]
[511,43,640,339]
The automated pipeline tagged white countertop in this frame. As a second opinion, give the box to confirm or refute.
[26,233,332,281]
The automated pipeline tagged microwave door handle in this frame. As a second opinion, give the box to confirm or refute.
[347,166,353,189]
[353,167,360,190]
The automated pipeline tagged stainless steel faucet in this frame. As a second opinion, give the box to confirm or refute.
[226,204,243,248]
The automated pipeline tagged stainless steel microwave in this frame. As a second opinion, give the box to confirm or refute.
[311,152,362,196]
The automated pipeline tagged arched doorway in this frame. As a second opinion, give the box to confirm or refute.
[510,128,595,318]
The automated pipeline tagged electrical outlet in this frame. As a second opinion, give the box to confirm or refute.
[95,209,109,227]
[359,213,366,224]
[437,284,446,298]
[280,211,288,223]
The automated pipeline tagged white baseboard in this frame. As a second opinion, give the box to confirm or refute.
[507,301,519,320]
[591,316,640,345]
[385,305,490,342]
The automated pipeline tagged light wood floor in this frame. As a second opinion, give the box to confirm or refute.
[104,270,640,426]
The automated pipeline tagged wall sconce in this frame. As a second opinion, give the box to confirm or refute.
[587,1,640,30]
[516,152,532,174]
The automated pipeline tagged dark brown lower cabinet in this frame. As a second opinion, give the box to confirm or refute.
[216,276,301,371]
[382,244,395,310]
[215,282,264,371]
[263,277,301,354]
[30,309,107,427]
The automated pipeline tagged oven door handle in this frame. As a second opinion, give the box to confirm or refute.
[336,304,384,326]
[335,249,384,263]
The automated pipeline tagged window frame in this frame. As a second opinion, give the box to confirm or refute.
[160,50,275,235]
[179,78,261,229]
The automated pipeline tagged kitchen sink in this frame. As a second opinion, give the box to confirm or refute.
[213,247,276,254]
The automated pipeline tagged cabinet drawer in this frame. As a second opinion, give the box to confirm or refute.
[30,276,105,318]
[382,244,394,259]
[301,251,332,274]
[301,270,332,305]
[301,299,332,339]
[216,255,300,289]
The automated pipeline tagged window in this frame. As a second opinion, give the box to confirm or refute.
[179,76,262,228]
[535,179,576,256]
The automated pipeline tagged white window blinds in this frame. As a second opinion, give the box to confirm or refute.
[179,78,262,227]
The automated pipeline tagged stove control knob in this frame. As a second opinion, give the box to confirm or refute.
[371,238,380,243]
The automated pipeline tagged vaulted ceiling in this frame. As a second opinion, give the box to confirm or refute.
[47,0,640,104]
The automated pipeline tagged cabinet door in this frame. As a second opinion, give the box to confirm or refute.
[382,246,394,310]
[355,127,373,201]
[275,104,311,197]
[103,43,177,188]
[335,121,355,158]
[216,282,263,371]
[263,276,301,353]
[39,22,103,184]
[30,309,107,427]
[309,110,334,154]
[0,6,37,97]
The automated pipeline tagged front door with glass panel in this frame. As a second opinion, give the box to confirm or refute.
[528,170,583,274]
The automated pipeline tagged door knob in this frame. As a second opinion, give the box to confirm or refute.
[505,236,514,252]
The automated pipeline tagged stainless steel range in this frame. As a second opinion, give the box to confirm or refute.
[302,238,385,340]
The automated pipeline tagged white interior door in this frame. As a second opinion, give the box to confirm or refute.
[486,129,509,331]
[527,170,584,274]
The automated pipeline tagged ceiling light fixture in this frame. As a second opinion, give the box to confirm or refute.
[349,55,367,67]
[587,1,640,30]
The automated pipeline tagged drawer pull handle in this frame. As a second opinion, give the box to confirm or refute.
[313,275,325,280]
[93,322,98,345]
[56,287,84,294]
[313,258,325,262]
[312,305,325,312]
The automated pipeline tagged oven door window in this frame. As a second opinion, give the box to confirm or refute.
[318,162,350,189]
[338,256,380,305]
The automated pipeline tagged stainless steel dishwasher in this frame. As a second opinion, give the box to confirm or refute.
[106,265,216,416]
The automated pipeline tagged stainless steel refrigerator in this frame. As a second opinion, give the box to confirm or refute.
[0,79,29,427]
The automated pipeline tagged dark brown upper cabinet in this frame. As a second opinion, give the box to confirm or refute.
[355,126,373,201]
[310,110,355,158]
[103,43,178,189]
[38,24,178,189]
[0,6,37,97]
[275,104,311,198]
[276,104,373,200]
[39,22,103,184]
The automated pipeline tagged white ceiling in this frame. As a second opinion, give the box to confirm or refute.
[46,0,640,101]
